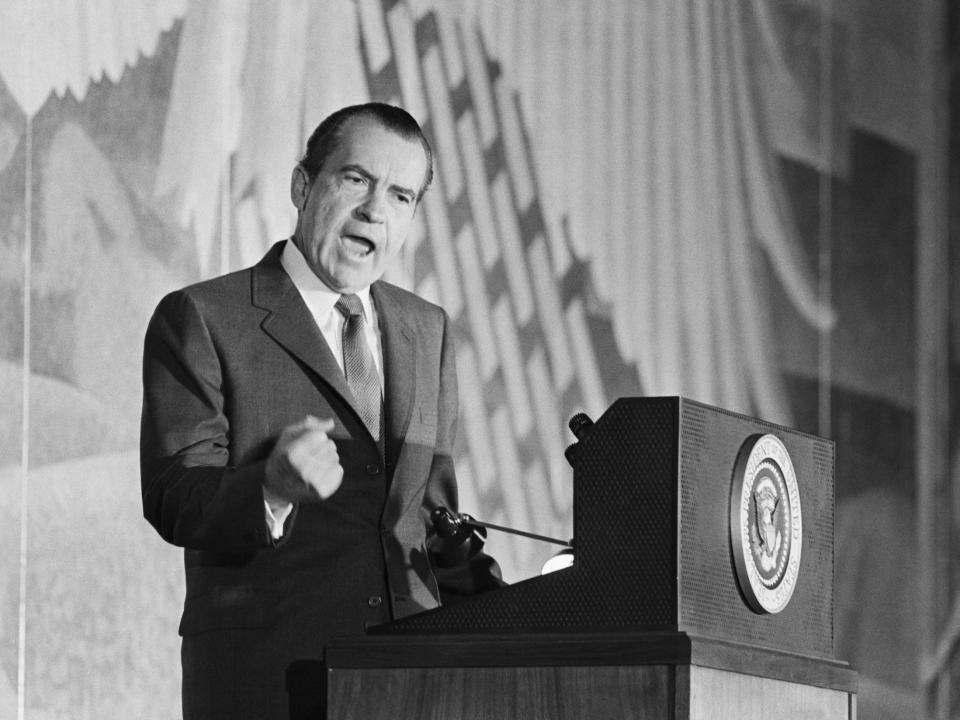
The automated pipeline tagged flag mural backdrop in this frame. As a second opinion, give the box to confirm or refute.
[0,1,943,719]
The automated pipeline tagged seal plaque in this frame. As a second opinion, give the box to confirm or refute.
[730,433,802,614]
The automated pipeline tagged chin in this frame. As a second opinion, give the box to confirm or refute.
[336,265,380,290]
[331,274,372,294]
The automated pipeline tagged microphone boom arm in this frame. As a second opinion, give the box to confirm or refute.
[465,518,572,547]
[432,506,572,548]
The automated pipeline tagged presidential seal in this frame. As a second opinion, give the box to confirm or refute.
[729,434,802,614]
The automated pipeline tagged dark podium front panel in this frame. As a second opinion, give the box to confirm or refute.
[370,397,835,660]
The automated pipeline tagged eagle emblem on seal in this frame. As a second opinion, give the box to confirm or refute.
[752,479,782,573]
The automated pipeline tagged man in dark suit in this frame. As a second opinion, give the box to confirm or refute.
[140,103,502,719]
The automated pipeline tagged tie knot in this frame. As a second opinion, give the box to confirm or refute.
[336,293,365,320]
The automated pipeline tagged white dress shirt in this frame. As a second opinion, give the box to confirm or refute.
[263,240,384,538]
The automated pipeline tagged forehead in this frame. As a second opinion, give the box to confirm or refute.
[329,118,428,190]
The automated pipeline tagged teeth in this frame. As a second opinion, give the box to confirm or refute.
[343,235,373,257]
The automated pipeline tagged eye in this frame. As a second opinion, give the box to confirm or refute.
[344,173,366,185]
[394,192,413,205]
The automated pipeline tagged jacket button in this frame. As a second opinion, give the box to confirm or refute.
[365,463,381,475]
[367,595,383,608]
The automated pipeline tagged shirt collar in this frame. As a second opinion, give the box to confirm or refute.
[280,239,374,320]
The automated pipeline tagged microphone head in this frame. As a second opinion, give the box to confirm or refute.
[565,412,595,467]
[568,412,594,439]
[431,506,462,539]
[430,507,487,567]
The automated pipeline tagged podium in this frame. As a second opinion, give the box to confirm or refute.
[299,397,856,719]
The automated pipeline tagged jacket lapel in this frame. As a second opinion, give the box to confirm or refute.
[252,242,354,410]
[372,282,415,471]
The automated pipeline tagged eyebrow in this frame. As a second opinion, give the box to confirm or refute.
[341,163,417,200]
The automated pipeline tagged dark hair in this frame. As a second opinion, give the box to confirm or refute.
[298,102,434,200]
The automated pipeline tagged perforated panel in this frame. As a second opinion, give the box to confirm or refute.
[677,400,834,657]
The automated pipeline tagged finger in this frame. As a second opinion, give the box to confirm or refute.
[303,415,336,433]
[296,431,338,461]
[305,463,344,500]
[289,431,339,473]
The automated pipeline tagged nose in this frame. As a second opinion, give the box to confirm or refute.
[355,191,387,223]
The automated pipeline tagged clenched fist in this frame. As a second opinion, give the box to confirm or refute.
[264,416,344,503]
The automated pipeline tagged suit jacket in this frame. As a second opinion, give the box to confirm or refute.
[140,241,501,718]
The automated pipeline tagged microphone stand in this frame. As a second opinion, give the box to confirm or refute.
[432,506,573,548]
[461,517,572,547]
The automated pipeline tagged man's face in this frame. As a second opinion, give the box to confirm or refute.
[290,118,428,293]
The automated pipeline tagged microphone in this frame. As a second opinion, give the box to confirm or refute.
[433,506,576,576]
[430,506,488,567]
[568,412,594,439]
[564,412,595,466]
[431,506,482,543]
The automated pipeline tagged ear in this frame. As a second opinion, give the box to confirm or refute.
[290,165,310,211]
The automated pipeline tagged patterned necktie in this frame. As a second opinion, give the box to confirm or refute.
[335,294,383,447]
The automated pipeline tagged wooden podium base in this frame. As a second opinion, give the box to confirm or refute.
[290,633,856,719]
[682,666,854,720]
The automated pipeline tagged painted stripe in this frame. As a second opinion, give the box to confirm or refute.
[357,0,392,73]
[490,404,531,533]
[386,0,428,120]
[527,235,573,388]
[454,223,499,379]
[433,5,464,87]
[421,182,464,317]
[459,23,498,147]
[493,78,533,210]
[421,45,464,201]
[456,110,500,270]
[492,296,533,435]
[455,461,482,522]
[17,112,32,720]
[526,347,574,518]
[565,298,607,419]
[489,172,534,324]
[414,273,440,307]
[457,344,497,494]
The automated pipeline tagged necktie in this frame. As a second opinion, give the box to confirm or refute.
[335,294,383,448]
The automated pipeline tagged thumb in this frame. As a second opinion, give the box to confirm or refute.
[303,415,336,433]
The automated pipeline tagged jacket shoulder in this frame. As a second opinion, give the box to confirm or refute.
[152,242,283,314]
[174,265,253,300]
[373,280,447,320]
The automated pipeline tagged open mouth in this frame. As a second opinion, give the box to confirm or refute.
[342,234,375,258]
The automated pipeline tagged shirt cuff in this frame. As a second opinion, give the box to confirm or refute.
[263,493,294,540]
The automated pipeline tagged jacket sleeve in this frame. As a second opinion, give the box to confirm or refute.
[140,290,278,553]
[423,309,507,602]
